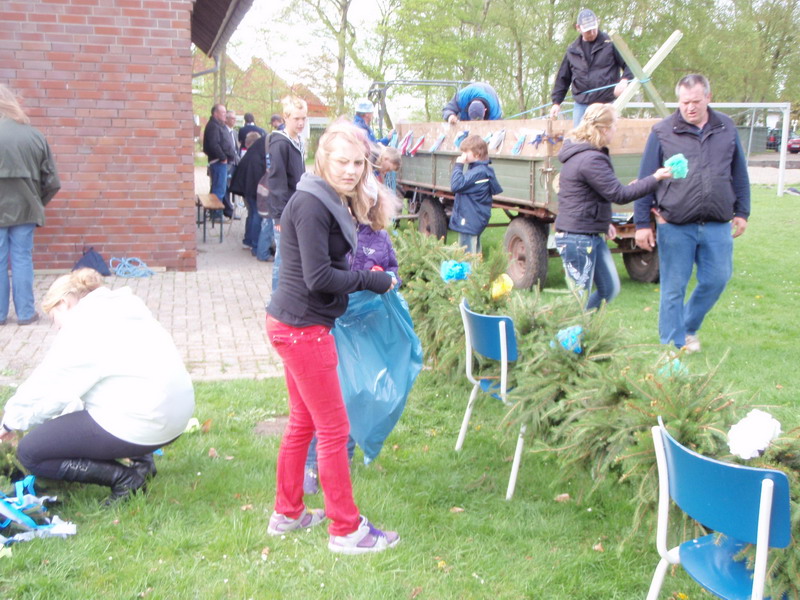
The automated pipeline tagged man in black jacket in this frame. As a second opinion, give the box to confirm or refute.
[267,95,308,292]
[549,9,632,125]
[202,103,236,218]
[634,74,750,353]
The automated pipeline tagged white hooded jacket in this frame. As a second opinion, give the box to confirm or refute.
[2,287,194,445]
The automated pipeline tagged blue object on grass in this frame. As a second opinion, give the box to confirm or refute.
[440,260,472,282]
[550,325,583,354]
[332,289,423,462]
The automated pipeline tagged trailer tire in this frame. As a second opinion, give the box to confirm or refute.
[504,218,549,289]
[623,249,660,283]
[418,197,448,239]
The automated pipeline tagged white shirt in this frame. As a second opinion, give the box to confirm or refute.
[2,287,195,445]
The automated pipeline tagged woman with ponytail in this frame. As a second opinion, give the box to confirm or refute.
[554,103,672,309]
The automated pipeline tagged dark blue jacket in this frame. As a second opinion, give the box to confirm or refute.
[555,140,659,235]
[634,108,750,228]
[238,123,266,147]
[449,160,503,235]
[354,114,389,145]
[551,32,633,106]
[442,83,503,122]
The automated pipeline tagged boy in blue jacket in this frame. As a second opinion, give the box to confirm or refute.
[449,135,503,254]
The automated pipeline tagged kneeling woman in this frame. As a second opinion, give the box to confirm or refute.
[0,269,195,503]
[555,103,672,309]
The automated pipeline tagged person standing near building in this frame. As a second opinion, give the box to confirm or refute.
[549,8,632,125]
[0,83,61,326]
[225,110,241,219]
[202,103,236,219]
[634,74,750,353]
[266,96,308,292]
[270,114,285,131]
[238,112,266,150]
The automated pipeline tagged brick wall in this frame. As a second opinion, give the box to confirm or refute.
[0,0,198,271]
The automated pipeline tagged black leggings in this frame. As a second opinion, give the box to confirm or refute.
[17,410,168,479]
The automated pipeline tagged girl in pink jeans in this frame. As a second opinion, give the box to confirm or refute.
[264,121,399,555]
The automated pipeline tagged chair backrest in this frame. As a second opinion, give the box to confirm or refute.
[656,418,791,548]
[460,299,518,362]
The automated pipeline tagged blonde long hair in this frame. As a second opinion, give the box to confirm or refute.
[0,84,30,125]
[569,103,615,149]
[314,121,398,229]
[41,269,105,314]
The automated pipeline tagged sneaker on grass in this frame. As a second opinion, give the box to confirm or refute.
[328,515,400,555]
[684,334,701,354]
[267,507,326,536]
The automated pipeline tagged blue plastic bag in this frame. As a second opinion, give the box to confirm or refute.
[333,289,423,462]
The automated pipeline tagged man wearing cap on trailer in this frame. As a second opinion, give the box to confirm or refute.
[549,8,633,125]
[354,99,393,146]
[443,82,503,125]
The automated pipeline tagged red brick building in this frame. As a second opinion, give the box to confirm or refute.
[0,0,253,271]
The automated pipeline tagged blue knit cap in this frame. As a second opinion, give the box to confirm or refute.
[467,100,486,120]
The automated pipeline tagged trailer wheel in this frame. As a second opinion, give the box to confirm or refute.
[623,249,660,283]
[504,218,549,289]
[418,197,448,239]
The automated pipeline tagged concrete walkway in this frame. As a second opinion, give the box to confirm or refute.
[0,172,282,387]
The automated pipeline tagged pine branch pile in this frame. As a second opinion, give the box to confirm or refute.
[395,226,800,598]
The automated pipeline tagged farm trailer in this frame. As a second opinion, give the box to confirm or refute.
[394,117,661,288]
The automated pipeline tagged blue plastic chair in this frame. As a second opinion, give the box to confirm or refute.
[647,417,792,600]
[456,299,525,500]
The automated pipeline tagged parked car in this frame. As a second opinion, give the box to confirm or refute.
[766,128,798,151]
[788,137,800,154]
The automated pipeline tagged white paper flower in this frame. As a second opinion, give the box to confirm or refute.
[727,409,782,459]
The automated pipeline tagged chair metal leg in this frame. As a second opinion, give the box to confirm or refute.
[455,385,480,451]
[506,424,526,500]
[645,557,669,600]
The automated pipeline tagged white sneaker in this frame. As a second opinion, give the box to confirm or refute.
[684,334,701,354]
[328,515,400,555]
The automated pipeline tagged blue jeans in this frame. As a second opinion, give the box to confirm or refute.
[306,435,356,469]
[555,231,620,311]
[209,162,228,218]
[0,223,36,322]
[243,196,261,248]
[271,227,282,292]
[572,102,589,126]
[656,221,732,348]
[458,232,481,254]
[256,217,275,261]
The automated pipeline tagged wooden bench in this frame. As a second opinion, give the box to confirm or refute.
[196,193,225,243]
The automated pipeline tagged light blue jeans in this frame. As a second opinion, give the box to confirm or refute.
[0,223,36,322]
[555,231,620,311]
[656,221,732,348]
[271,227,282,292]
[458,232,481,254]
[572,102,589,126]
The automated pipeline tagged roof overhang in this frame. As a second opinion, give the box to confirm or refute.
[191,0,254,58]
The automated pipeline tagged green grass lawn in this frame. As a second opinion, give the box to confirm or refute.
[0,185,796,599]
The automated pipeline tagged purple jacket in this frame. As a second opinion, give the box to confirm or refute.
[351,224,400,282]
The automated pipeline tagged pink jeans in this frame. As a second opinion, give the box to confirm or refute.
[266,315,360,536]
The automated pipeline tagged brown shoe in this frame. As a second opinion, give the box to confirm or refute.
[18,313,40,326]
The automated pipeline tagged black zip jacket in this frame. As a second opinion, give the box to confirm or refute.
[267,173,392,328]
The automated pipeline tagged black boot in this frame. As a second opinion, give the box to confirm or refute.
[56,458,146,505]
[128,453,157,480]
